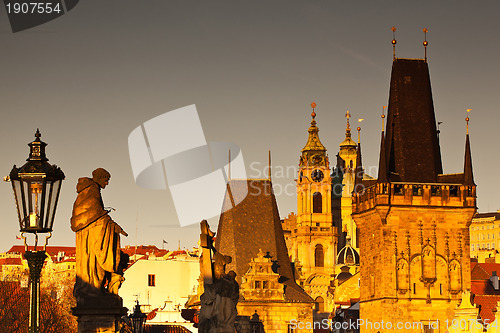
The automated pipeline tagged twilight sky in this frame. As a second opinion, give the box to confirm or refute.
[0,1,499,252]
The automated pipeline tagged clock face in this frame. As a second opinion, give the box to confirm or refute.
[311,169,324,182]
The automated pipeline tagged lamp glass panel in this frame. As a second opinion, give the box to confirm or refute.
[46,180,61,230]
[22,180,31,228]
[12,180,24,227]
[44,181,53,229]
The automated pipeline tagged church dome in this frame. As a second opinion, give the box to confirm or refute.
[336,236,359,265]
[336,266,353,284]
[339,136,357,148]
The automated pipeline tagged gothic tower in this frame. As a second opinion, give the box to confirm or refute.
[291,103,337,313]
[352,57,476,332]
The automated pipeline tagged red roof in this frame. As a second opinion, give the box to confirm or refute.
[7,245,76,257]
[472,280,500,295]
[475,263,500,276]
[470,262,500,324]
[122,245,162,256]
[0,257,23,265]
[473,295,500,324]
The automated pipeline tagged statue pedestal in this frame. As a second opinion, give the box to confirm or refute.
[72,295,128,333]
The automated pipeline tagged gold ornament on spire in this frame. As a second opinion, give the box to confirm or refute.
[345,110,351,130]
[340,110,357,148]
[311,102,317,120]
[423,28,429,61]
[466,109,471,135]
[392,26,397,59]
[357,119,363,143]
[382,106,387,130]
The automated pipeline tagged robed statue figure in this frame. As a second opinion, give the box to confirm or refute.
[71,168,128,301]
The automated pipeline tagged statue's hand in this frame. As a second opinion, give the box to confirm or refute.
[121,230,128,237]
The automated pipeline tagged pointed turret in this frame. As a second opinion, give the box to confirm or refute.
[377,130,388,183]
[385,59,443,182]
[301,103,326,153]
[354,127,364,192]
[464,115,475,186]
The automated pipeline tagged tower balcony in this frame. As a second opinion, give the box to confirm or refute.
[352,181,476,214]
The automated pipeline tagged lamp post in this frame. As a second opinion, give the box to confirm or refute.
[129,300,147,333]
[6,129,65,333]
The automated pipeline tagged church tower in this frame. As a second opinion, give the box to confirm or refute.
[352,55,476,331]
[292,103,337,313]
[337,111,360,250]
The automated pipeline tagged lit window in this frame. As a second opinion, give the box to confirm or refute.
[472,244,475,251]
[148,274,155,287]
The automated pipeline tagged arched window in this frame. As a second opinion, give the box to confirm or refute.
[315,244,324,267]
[315,296,324,313]
[313,192,322,213]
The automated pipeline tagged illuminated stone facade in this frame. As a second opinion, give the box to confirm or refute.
[286,107,337,313]
[352,58,476,332]
[470,212,500,259]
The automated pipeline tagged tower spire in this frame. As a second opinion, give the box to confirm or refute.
[464,109,474,185]
[268,150,272,181]
[301,103,326,152]
[392,26,397,60]
[423,28,429,61]
[382,106,387,131]
[378,112,388,182]
[354,125,364,191]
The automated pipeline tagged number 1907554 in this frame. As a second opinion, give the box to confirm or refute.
[6,2,62,14]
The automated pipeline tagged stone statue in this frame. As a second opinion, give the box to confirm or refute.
[71,168,128,301]
[199,220,239,333]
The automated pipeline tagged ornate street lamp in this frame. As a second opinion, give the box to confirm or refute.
[129,300,147,333]
[6,129,65,333]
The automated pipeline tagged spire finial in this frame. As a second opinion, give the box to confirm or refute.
[423,28,429,61]
[345,110,351,131]
[382,106,387,131]
[311,102,316,120]
[357,119,363,144]
[35,128,41,141]
[268,150,272,180]
[466,109,471,135]
[392,26,397,60]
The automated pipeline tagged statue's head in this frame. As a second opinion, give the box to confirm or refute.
[227,270,236,280]
[92,168,111,189]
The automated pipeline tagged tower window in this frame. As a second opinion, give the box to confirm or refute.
[315,244,324,267]
[394,184,404,195]
[148,274,155,287]
[315,296,325,313]
[412,185,422,196]
[413,283,416,294]
[449,186,459,197]
[313,192,322,213]
[431,186,442,196]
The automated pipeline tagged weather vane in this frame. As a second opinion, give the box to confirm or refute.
[392,26,397,59]
[466,109,471,135]
[382,106,387,130]
[423,28,429,61]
